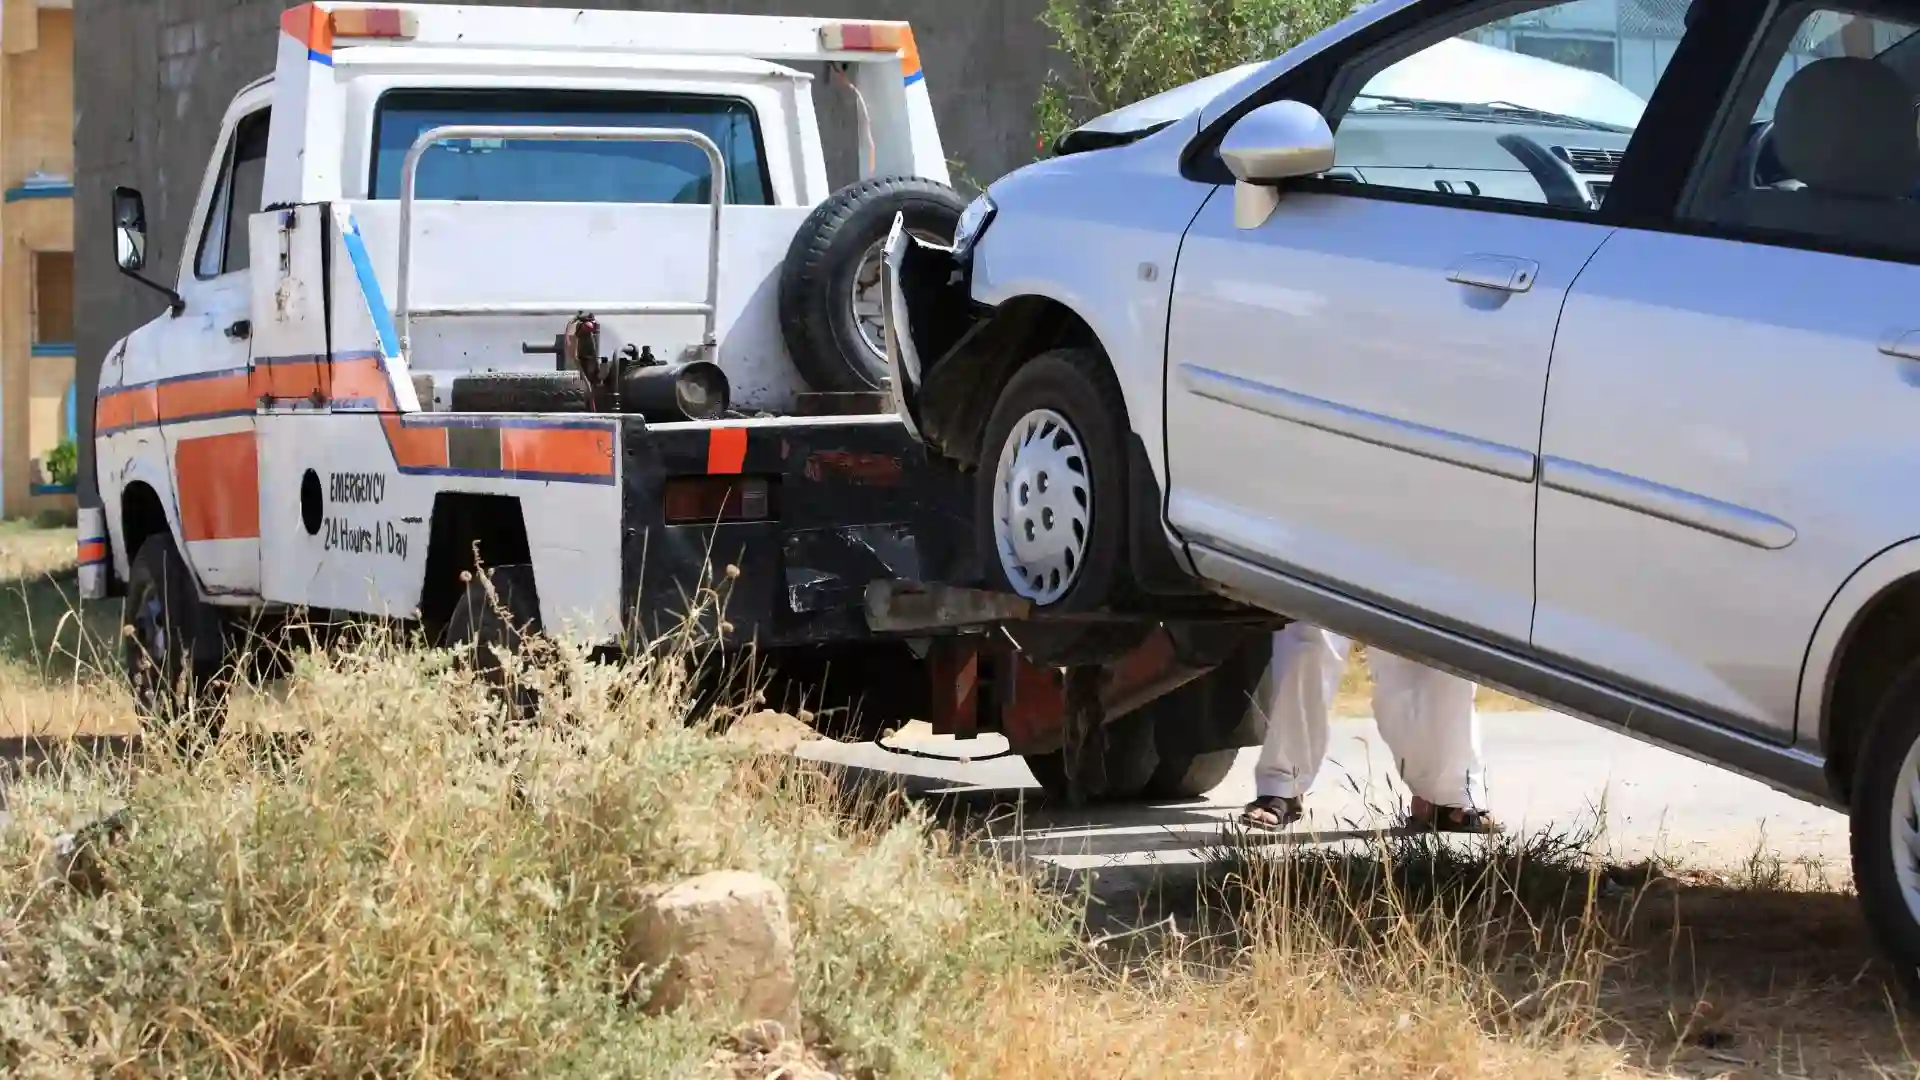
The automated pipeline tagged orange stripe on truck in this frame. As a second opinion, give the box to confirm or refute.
[280,3,334,58]
[707,427,748,475]
[175,432,261,542]
[500,427,615,479]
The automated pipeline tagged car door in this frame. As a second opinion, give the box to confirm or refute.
[1535,4,1920,743]
[1165,0,1704,645]
[155,99,270,599]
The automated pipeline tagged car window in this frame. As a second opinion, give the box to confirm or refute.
[1682,7,1920,258]
[194,108,270,279]
[369,89,771,206]
[1327,0,1698,212]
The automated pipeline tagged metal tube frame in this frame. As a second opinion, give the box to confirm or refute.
[395,124,727,356]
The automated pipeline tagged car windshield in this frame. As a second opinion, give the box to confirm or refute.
[1351,92,1631,132]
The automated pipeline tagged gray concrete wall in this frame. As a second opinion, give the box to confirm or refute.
[73,0,1056,504]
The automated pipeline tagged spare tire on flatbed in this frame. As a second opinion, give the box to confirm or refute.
[450,371,593,414]
[779,176,967,394]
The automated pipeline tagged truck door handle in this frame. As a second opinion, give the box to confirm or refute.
[1880,329,1920,361]
[1447,254,1538,294]
[225,319,251,341]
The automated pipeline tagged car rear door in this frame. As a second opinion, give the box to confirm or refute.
[1165,0,1706,645]
[1535,4,1920,744]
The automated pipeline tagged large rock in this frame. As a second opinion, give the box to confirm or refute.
[625,870,801,1034]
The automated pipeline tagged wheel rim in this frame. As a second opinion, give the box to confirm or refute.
[992,407,1092,605]
[1892,731,1920,927]
[848,231,940,372]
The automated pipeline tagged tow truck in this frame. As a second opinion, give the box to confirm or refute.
[83,2,1277,804]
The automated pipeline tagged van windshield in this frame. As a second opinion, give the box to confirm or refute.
[369,88,772,205]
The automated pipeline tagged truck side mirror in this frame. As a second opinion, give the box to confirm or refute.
[112,185,185,315]
[113,186,147,272]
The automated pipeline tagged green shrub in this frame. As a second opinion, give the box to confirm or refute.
[44,439,76,488]
[1035,0,1353,153]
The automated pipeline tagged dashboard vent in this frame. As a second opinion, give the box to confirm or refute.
[1553,146,1625,175]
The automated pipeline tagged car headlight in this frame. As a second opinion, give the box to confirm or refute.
[952,192,997,262]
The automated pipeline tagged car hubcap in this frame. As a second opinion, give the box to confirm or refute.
[992,408,1091,605]
[1891,731,1920,926]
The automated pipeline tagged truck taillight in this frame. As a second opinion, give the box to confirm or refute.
[820,22,912,53]
[331,7,417,39]
[664,477,773,525]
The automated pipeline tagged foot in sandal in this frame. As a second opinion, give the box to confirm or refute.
[1240,795,1303,830]
[1407,796,1504,834]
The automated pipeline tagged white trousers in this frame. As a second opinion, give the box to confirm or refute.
[1253,623,1487,808]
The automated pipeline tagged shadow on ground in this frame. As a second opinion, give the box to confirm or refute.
[803,755,1914,1080]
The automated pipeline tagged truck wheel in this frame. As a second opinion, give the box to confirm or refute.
[444,565,543,720]
[978,348,1146,665]
[1023,708,1160,803]
[1143,750,1240,801]
[122,532,229,755]
[450,371,592,414]
[779,176,967,393]
[1024,641,1264,803]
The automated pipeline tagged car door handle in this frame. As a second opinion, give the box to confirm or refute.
[1447,254,1538,294]
[1880,329,1920,361]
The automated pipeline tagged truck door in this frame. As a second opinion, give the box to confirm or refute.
[155,102,270,599]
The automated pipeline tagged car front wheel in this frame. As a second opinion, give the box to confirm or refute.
[977,348,1146,665]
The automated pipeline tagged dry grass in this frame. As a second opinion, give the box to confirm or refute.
[0,523,1911,1077]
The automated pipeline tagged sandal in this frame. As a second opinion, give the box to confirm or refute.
[1408,798,1505,835]
[1240,795,1303,830]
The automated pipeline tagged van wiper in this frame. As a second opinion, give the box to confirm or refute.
[1354,93,1625,132]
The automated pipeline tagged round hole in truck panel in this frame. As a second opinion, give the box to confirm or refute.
[301,469,322,536]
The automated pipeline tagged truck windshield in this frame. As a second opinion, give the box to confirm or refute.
[369,88,772,205]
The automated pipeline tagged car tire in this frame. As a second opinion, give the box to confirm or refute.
[1851,659,1920,995]
[450,371,593,414]
[444,565,543,721]
[122,532,230,755]
[977,347,1147,665]
[778,176,967,393]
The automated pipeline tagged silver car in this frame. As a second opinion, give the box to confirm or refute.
[890,0,1920,983]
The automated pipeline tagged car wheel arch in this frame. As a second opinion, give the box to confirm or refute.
[920,292,1119,469]
[1805,537,1920,804]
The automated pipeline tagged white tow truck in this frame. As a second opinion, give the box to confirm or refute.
[84,2,983,719]
[83,2,1279,796]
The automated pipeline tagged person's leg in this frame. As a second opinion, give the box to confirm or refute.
[1367,650,1501,833]
[1244,623,1351,828]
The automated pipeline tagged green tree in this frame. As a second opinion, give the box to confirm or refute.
[1035,0,1354,153]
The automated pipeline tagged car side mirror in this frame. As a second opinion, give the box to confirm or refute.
[113,186,147,272]
[1220,100,1337,229]
[112,185,185,315]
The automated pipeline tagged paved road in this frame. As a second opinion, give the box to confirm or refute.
[798,709,1852,878]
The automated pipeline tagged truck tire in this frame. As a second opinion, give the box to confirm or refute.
[444,565,543,721]
[779,176,967,393]
[1023,650,1264,803]
[978,348,1147,665]
[450,371,593,414]
[122,532,230,755]
[1850,658,1920,995]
